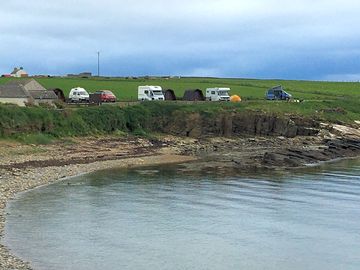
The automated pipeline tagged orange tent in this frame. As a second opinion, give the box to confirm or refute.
[230,95,241,102]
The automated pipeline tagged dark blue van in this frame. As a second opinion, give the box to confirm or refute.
[266,85,292,100]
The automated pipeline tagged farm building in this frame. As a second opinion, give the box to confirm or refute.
[164,89,176,100]
[10,67,28,78]
[29,89,59,104]
[67,72,92,78]
[0,79,58,106]
[182,89,205,101]
[0,82,33,107]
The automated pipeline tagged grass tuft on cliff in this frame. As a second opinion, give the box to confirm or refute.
[0,98,359,142]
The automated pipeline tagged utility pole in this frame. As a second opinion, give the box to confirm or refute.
[97,51,100,77]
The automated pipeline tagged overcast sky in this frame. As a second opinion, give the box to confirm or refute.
[1,0,360,80]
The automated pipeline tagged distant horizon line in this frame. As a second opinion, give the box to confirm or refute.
[2,74,359,83]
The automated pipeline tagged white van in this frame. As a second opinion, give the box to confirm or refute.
[69,87,90,102]
[205,87,231,101]
[138,86,165,101]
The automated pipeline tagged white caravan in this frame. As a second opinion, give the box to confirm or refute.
[138,86,165,101]
[206,87,231,101]
[69,87,90,102]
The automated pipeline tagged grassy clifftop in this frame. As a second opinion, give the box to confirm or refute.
[0,77,359,143]
[1,76,359,101]
[0,100,359,144]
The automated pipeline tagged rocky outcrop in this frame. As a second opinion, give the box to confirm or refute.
[262,138,360,168]
[157,111,320,138]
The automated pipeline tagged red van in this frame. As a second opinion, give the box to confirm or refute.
[94,90,117,102]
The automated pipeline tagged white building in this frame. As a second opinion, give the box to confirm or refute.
[10,67,29,78]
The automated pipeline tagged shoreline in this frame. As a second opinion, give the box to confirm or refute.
[302,154,360,167]
[1,129,360,269]
[0,153,197,270]
[2,154,360,270]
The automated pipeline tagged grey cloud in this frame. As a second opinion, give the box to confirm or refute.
[1,0,360,79]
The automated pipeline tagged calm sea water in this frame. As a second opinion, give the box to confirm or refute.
[4,159,360,270]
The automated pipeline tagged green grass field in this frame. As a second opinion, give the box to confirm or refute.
[0,76,359,123]
[1,76,359,101]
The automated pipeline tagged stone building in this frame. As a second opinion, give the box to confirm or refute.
[0,79,58,106]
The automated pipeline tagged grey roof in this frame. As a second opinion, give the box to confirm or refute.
[4,78,46,91]
[10,67,27,75]
[0,84,30,98]
[29,90,58,100]
[0,79,56,100]
[10,68,20,75]
[5,78,31,86]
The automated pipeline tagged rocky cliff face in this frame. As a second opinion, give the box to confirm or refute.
[156,112,320,138]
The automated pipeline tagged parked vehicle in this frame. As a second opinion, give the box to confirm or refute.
[94,90,116,102]
[205,88,231,101]
[266,86,292,100]
[89,93,102,105]
[138,86,164,101]
[69,87,90,102]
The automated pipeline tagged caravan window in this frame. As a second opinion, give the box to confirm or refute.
[211,91,215,95]
[218,91,228,96]
[153,91,163,96]
[144,90,148,94]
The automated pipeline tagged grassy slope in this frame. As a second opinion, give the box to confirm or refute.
[1,77,359,101]
[0,77,359,123]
